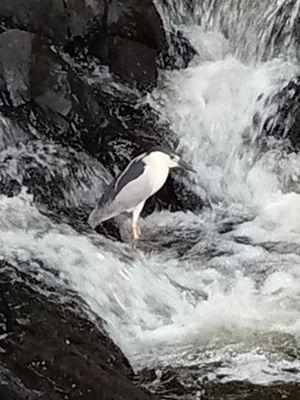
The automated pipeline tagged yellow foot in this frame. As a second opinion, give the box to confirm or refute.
[132,223,141,240]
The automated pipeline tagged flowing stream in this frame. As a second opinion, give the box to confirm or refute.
[1,0,300,394]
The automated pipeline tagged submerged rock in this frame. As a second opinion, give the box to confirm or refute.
[259,76,300,151]
[138,366,300,400]
[0,262,156,400]
[159,30,197,70]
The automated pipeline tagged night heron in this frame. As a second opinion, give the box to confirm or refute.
[88,148,195,239]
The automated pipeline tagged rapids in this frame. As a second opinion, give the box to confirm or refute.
[1,0,300,393]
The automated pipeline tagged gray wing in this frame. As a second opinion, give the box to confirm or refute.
[113,153,146,199]
[88,153,151,228]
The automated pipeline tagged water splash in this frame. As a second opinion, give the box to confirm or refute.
[155,0,300,63]
[1,0,300,389]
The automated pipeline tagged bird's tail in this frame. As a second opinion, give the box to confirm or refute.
[88,207,102,229]
[88,205,112,229]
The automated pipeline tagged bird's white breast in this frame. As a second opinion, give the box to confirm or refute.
[144,162,170,196]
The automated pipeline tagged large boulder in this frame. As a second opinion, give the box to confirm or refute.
[0,263,156,400]
[0,28,201,225]
[0,29,168,157]
[0,0,166,90]
[0,0,104,45]
[85,0,166,90]
[0,29,72,111]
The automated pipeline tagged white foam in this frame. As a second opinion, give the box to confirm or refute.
[1,1,300,386]
[1,193,300,384]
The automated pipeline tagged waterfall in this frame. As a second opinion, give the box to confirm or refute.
[1,0,300,392]
[155,0,300,62]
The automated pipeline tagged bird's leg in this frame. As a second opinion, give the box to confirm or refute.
[132,222,140,240]
[131,202,145,240]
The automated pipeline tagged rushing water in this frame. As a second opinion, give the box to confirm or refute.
[1,0,300,394]
[155,0,300,62]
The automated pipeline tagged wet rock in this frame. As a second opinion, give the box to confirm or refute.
[0,0,105,46]
[0,29,166,158]
[0,30,33,107]
[0,262,156,400]
[0,0,165,90]
[0,29,71,113]
[0,141,110,217]
[260,76,300,151]
[159,30,197,70]
[0,28,201,219]
[86,0,166,89]
[0,14,201,233]
[138,366,300,400]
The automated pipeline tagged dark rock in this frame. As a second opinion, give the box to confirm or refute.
[87,0,166,89]
[0,141,110,217]
[0,0,105,45]
[95,220,123,242]
[0,29,72,113]
[143,174,202,216]
[0,262,156,400]
[0,22,201,238]
[30,43,72,116]
[138,366,300,400]
[94,36,159,90]
[0,0,165,90]
[260,76,300,151]
[0,29,168,159]
[0,30,33,107]
[107,0,164,50]
[0,28,168,152]
[159,30,197,70]
[0,29,201,220]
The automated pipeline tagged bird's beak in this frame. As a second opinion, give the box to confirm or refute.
[178,159,196,173]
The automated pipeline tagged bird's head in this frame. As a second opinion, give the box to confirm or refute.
[146,148,196,172]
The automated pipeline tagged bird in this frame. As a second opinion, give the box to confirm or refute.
[88,148,196,239]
